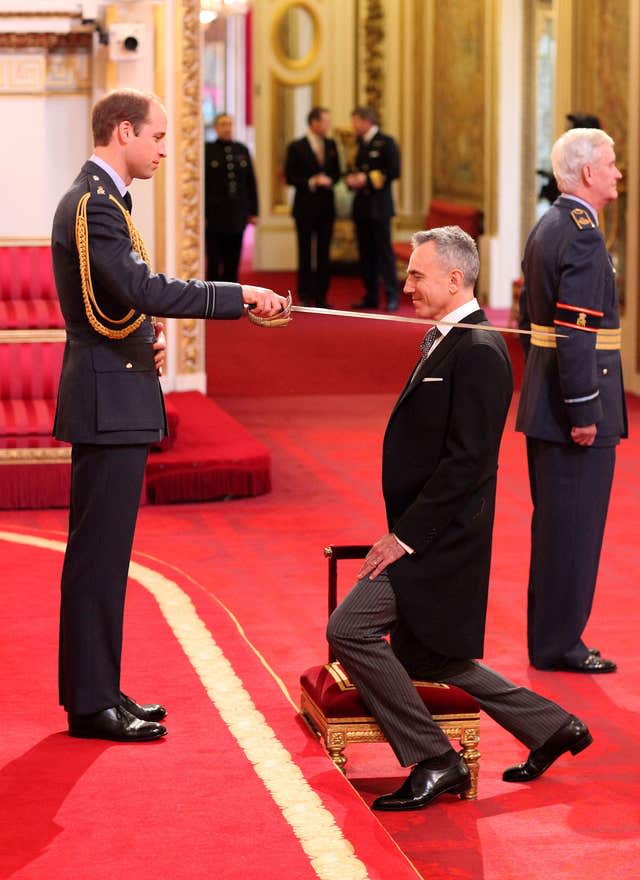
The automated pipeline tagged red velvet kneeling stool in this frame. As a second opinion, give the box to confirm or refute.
[300,660,481,799]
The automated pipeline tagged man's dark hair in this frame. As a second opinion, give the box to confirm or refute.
[92,88,159,146]
[351,105,378,125]
[214,112,232,126]
[307,106,329,126]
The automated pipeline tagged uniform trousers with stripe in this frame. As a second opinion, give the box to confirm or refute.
[526,438,616,668]
[327,573,570,767]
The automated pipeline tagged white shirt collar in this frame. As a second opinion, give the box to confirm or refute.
[435,297,480,337]
[362,125,379,144]
[89,154,128,197]
[558,193,599,226]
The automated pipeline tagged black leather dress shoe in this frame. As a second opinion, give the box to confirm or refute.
[588,647,601,657]
[120,691,167,722]
[372,755,470,811]
[556,654,616,673]
[68,705,167,742]
[351,299,378,310]
[503,715,591,782]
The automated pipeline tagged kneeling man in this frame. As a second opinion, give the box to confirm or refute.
[327,227,591,810]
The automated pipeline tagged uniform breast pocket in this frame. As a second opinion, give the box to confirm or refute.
[91,344,163,433]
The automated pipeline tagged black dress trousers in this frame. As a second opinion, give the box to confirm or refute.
[58,443,149,715]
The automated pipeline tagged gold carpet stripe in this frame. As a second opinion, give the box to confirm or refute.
[0,530,374,880]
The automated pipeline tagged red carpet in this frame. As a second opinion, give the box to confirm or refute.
[0,528,419,880]
[3,390,639,878]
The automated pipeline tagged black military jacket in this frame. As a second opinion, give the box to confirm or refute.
[205,139,259,234]
[284,136,341,221]
[350,130,401,222]
[516,196,627,447]
[51,160,244,445]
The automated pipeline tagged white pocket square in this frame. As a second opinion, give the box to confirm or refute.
[422,377,444,383]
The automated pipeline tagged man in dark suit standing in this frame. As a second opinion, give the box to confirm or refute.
[328,227,591,810]
[52,89,286,742]
[204,113,258,282]
[347,106,400,311]
[517,128,625,673]
[285,106,341,307]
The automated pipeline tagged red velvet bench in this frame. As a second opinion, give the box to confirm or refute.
[0,244,64,329]
[299,547,481,799]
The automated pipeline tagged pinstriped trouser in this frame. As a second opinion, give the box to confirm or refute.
[327,573,571,767]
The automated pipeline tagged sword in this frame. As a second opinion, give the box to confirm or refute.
[247,292,567,338]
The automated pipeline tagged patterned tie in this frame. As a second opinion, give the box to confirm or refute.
[419,326,441,361]
[123,190,133,213]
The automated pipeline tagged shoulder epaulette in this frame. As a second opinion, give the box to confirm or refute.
[75,186,148,339]
[570,207,596,230]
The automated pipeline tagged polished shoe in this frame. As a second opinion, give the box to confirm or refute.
[120,691,167,722]
[372,753,470,811]
[556,654,616,673]
[68,705,167,742]
[351,299,378,310]
[588,647,601,657]
[503,715,591,783]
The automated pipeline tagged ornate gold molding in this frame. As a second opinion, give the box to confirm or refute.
[176,0,203,375]
[0,33,91,49]
[0,447,70,464]
[363,0,384,122]
[0,329,65,343]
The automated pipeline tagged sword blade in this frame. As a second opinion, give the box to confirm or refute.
[290,305,566,338]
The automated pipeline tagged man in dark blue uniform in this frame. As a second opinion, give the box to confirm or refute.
[204,113,258,282]
[517,127,626,673]
[52,89,287,742]
[285,106,341,307]
[346,106,401,311]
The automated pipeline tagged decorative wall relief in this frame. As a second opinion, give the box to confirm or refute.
[431,0,485,206]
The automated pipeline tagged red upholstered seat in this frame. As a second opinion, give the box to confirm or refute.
[301,661,479,719]
[0,299,64,329]
[300,660,481,794]
[0,246,57,301]
[0,342,64,399]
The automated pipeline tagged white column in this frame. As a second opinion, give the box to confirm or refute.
[488,0,524,309]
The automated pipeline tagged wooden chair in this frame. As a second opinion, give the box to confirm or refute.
[299,545,481,799]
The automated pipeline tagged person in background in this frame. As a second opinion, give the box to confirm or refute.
[205,113,258,283]
[347,106,401,312]
[285,106,341,308]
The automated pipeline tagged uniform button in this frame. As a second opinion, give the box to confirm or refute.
[224,145,231,153]
[602,368,608,375]
[125,362,133,369]
[228,172,236,179]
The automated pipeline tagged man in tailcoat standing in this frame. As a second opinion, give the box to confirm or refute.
[204,113,259,282]
[347,106,401,311]
[328,227,592,811]
[285,106,341,307]
[517,127,626,673]
[52,89,286,742]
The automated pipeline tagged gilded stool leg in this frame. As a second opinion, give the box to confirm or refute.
[327,729,348,773]
[459,725,480,800]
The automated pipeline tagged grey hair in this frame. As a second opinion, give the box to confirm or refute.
[411,226,479,288]
[551,128,614,192]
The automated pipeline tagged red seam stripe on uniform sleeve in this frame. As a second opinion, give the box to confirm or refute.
[556,302,604,317]
[553,319,599,333]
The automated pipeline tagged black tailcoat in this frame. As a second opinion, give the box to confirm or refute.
[382,311,513,662]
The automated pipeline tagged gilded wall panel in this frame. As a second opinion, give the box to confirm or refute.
[431,0,484,205]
